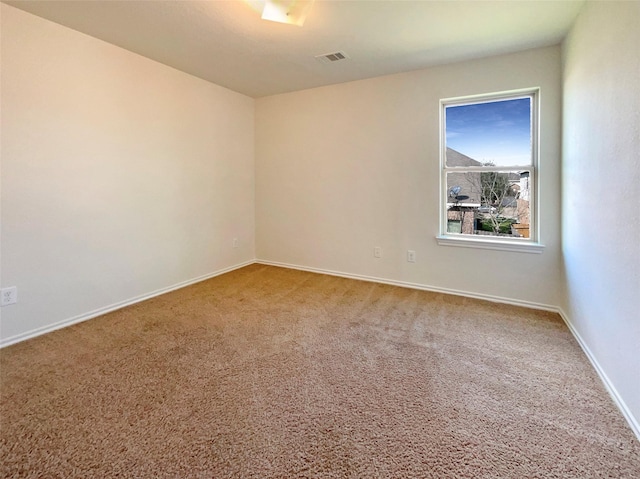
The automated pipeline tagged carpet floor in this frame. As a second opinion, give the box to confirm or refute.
[1,264,638,478]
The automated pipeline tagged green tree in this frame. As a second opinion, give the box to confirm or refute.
[476,162,516,234]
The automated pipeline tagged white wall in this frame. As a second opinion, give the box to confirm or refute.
[256,46,562,307]
[562,1,640,431]
[0,4,255,344]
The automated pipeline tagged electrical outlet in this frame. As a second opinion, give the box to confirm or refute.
[407,250,416,263]
[233,238,239,248]
[1,286,17,306]
[374,246,382,258]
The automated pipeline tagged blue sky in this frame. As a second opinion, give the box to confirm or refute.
[446,98,531,166]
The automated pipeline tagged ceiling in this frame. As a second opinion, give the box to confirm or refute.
[4,0,585,98]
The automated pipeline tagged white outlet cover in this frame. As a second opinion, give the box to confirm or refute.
[1,286,17,306]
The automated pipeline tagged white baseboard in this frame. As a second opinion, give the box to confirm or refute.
[4,257,638,442]
[0,260,255,349]
[256,259,558,312]
[256,259,640,442]
[556,308,640,441]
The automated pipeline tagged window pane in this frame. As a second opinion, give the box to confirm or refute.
[446,171,531,237]
[445,97,531,167]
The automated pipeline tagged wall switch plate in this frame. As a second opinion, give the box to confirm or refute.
[233,238,239,248]
[1,286,17,306]
[374,246,382,258]
[407,250,416,263]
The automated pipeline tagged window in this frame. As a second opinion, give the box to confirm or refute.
[437,89,543,253]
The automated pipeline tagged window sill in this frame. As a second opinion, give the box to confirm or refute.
[435,235,545,254]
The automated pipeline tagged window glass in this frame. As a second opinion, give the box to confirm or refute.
[445,98,532,168]
[440,91,538,244]
[446,171,531,237]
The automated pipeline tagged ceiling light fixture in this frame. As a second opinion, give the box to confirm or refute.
[261,0,315,26]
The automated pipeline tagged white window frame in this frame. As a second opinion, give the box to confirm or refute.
[436,88,544,254]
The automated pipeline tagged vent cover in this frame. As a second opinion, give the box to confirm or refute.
[315,51,350,64]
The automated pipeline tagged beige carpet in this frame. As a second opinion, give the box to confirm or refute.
[1,264,638,478]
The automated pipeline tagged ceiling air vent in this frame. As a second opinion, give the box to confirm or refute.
[315,51,350,64]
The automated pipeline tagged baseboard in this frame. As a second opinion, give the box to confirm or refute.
[256,259,558,312]
[556,308,640,442]
[0,260,256,349]
[5,257,638,441]
[257,259,640,442]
